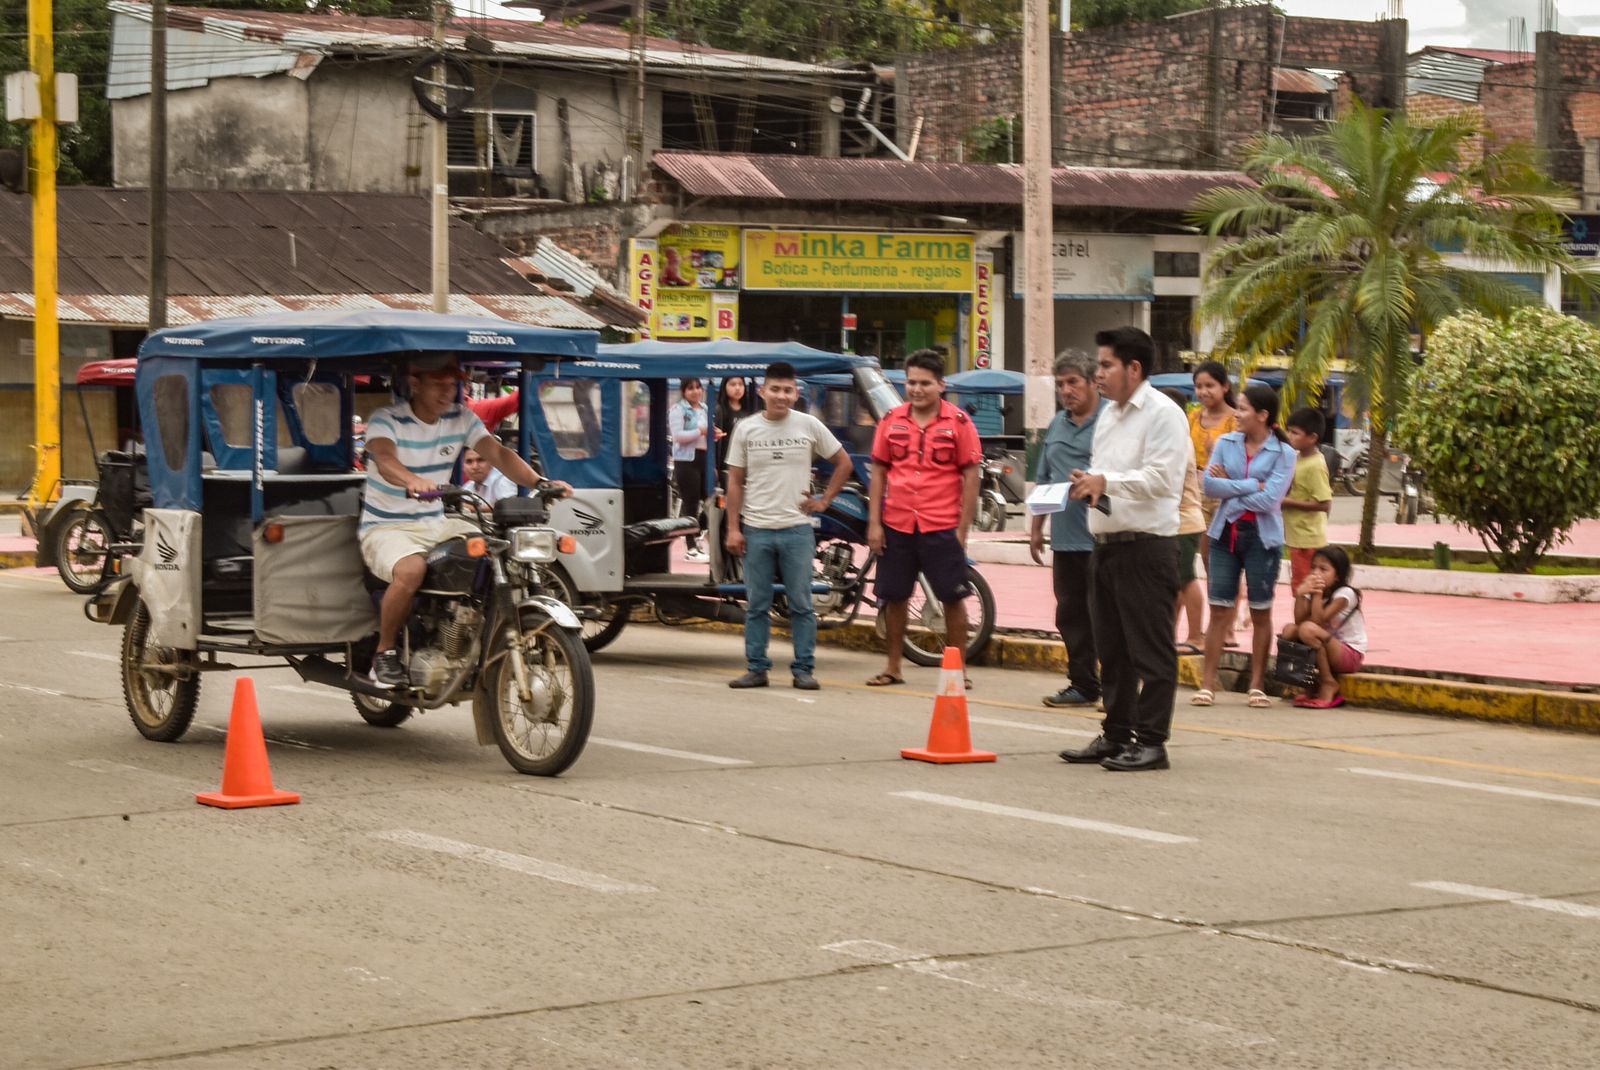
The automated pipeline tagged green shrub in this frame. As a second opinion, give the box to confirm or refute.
[1400,307,1600,572]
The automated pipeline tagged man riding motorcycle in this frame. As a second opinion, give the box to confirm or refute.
[360,352,567,687]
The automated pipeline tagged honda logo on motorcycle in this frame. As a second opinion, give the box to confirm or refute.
[153,533,181,571]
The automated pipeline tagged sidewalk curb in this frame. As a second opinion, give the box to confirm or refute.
[0,550,36,569]
[660,618,1600,736]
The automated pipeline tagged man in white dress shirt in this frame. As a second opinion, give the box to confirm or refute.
[1061,326,1189,772]
[463,447,516,507]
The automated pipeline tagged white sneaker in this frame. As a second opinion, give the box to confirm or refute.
[685,547,707,561]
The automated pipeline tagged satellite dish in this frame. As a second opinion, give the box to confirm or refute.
[410,53,476,121]
[0,148,23,193]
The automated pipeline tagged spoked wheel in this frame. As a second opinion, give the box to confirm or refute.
[353,691,413,727]
[1342,453,1368,496]
[122,598,200,742]
[479,611,594,776]
[56,508,110,593]
[975,496,1007,532]
[900,566,997,668]
[540,565,630,652]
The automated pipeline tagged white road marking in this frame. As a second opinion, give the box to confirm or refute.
[191,722,332,752]
[67,758,183,782]
[824,940,1270,1046]
[270,684,350,702]
[1348,767,1600,808]
[68,649,120,663]
[1413,881,1600,919]
[588,737,750,766]
[0,681,65,698]
[374,830,657,894]
[969,715,1099,739]
[891,790,1196,845]
[643,673,713,688]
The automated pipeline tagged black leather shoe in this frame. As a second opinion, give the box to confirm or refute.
[1101,744,1170,772]
[728,670,769,689]
[1059,735,1127,764]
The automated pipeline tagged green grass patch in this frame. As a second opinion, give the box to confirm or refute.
[1372,555,1599,577]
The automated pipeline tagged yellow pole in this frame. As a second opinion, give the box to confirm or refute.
[26,0,60,508]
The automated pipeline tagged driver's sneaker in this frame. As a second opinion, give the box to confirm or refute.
[370,649,408,688]
[685,545,708,561]
[1043,686,1098,708]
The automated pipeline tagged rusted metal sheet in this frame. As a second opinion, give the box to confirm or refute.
[0,293,609,330]
[652,153,1253,212]
[1272,68,1336,95]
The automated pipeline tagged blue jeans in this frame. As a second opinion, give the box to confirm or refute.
[743,524,816,675]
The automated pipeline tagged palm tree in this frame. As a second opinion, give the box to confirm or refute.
[1191,100,1598,561]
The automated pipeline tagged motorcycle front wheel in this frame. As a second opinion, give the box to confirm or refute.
[480,611,594,776]
[122,598,200,742]
[975,495,1007,532]
[900,566,997,668]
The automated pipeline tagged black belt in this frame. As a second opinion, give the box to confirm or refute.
[1093,530,1167,546]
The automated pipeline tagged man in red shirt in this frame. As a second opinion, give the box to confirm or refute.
[865,349,984,687]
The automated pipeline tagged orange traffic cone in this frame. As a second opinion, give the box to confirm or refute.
[901,647,995,764]
[196,677,301,809]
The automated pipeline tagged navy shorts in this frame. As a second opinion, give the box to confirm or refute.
[875,527,972,604]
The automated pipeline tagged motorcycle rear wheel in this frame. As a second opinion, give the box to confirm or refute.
[975,497,1007,532]
[481,612,594,776]
[900,566,997,668]
[56,508,110,593]
[353,691,413,727]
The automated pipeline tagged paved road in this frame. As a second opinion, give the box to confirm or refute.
[3,567,1598,1069]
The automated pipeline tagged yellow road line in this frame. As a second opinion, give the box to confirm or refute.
[823,678,1600,789]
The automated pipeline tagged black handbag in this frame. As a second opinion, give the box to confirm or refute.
[1272,638,1320,691]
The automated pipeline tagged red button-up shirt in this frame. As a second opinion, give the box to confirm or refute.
[871,399,984,533]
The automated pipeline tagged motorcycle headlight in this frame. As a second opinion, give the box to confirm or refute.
[511,527,559,563]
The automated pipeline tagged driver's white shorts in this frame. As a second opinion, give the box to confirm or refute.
[359,518,482,583]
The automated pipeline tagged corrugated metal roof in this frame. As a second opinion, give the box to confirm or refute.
[0,292,609,330]
[0,188,547,297]
[1272,69,1335,95]
[108,0,839,100]
[1407,46,1527,104]
[0,187,623,329]
[651,154,1253,211]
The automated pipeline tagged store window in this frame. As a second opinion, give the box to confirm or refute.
[154,375,190,471]
[1151,296,1194,373]
[538,380,603,460]
[1154,251,1200,278]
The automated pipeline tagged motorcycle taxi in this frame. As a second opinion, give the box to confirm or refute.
[524,340,995,667]
[85,309,600,776]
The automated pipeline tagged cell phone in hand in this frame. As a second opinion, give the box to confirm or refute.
[1093,496,1112,515]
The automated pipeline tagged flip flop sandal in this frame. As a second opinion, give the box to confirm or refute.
[965,676,973,691]
[1247,689,1272,708]
[1222,640,1240,649]
[866,673,905,687]
[1298,695,1347,709]
[1175,643,1202,655]
[1189,688,1214,706]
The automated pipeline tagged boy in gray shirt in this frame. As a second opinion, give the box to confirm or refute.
[725,361,855,690]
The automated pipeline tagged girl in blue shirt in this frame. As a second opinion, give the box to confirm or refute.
[1193,384,1295,708]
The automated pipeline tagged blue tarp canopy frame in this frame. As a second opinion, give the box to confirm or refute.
[579,339,879,380]
[138,309,599,364]
[946,368,1025,396]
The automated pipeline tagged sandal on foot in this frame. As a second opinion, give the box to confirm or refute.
[1175,642,1202,655]
[1189,688,1214,706]
[866,672,905,687]
[1297,695,1346,709]
[1247,689,1272,708]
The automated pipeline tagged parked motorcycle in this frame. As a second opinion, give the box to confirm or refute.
[974,446,1024,533]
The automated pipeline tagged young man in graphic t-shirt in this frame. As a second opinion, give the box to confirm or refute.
[724,361,854,691]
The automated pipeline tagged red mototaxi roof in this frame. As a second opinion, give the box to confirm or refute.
[77,358,137,386]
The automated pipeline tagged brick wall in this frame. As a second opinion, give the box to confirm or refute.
[899,5,1406,170]
[1538,32,1600,187]
[1482,60,1536,156]
[1407,91,1486,165]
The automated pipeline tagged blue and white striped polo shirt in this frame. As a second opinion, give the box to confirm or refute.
[360,401,490,532]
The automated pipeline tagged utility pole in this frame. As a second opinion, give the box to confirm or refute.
[25,0,59,509]
[149,0,168,330]
[629,0,646,159]
[430,0,449,313]
[1022,0,1055,471]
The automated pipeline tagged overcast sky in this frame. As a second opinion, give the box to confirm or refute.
[1280,0,1600,48]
